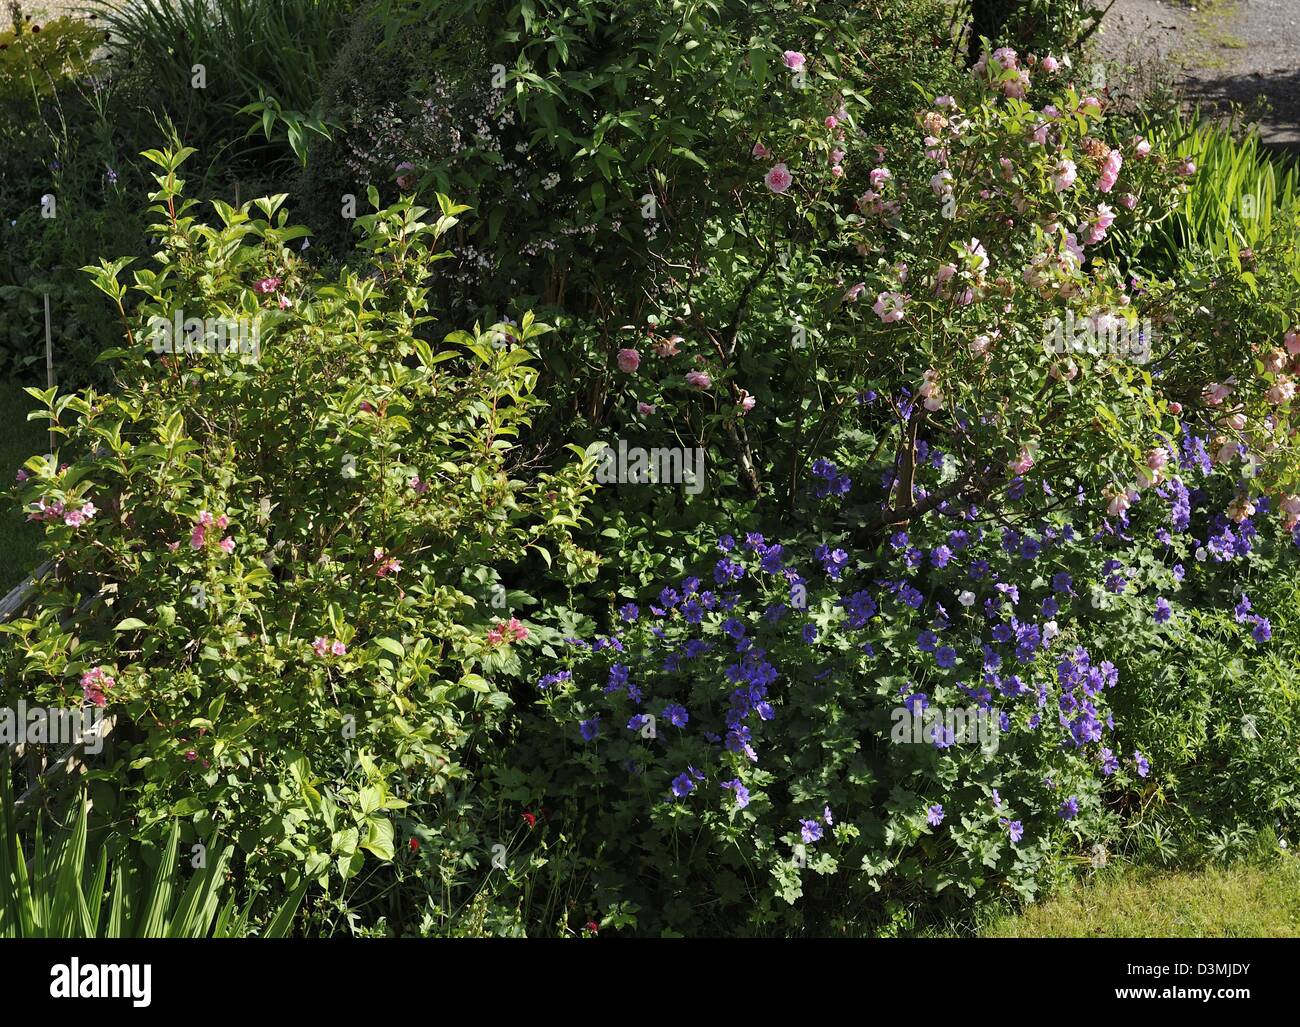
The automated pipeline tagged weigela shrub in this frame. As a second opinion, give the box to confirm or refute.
[0,146,600,888]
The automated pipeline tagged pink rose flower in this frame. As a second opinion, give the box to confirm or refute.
[637,401,656,415]
[617,348,641,373]
[1051,158,1077,192]
[869,167,891,189]
[1203,382,1233,406]
[751,141,770,159]
[1008,446,1035,475]
[1097,149,1122,193]
[873,291,906,323]
[782,50,805,71]
[219,536,235,555]
[1285,329,1300,356]
[1265,378,1296,405]
[685,370,712,390]
[764,163,793,194]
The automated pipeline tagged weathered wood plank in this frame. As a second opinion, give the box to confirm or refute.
[0,560,54,622]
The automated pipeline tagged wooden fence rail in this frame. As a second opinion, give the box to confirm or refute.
[1,562,116,823]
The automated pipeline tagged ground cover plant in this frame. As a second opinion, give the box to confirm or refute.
[1,0,1298,940]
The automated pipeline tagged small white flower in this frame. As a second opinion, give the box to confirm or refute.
[958,590,976,607]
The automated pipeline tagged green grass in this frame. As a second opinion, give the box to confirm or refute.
[0,382,48,593]
[982,855,1300,937]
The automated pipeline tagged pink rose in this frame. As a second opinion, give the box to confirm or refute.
[1008,446,1035,475]
[1051,158,1077,192]
[637,401,656,415]
[764,163,793,194]
[617,348,641,373]
[782,50,806,71]
[869,167,892,189]
[751,141,770,159]
[1203,382,1233,406]
[873,291,906,323]
[1285,329,1300,356]
[1266,378,1296,405]
[685,370,712,390]
[1097,149,1122,193]
[653,335,682,357]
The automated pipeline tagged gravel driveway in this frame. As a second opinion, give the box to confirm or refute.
[1100,0,1300,152]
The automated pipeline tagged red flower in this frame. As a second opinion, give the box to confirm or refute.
[585,920,599,934]
[522,811,537,828]
[408,837,420,852]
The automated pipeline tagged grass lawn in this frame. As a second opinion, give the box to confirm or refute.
[982,855,1300,938]
[0,382,49,593]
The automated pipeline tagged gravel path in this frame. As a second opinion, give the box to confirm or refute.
[1099,0,1300,152]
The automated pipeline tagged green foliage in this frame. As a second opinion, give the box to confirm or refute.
[0,146,600,898]
[89,0,352,165]
[0,776,306,937]
[1139,107,1300,274]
